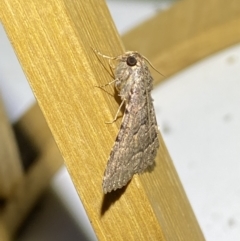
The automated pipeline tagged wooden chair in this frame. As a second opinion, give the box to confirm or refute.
[1,0,239,239]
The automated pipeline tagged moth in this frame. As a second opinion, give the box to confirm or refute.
[95,50,160,194]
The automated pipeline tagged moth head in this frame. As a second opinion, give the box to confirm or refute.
[124,51,164,77]
[126,55,137,66]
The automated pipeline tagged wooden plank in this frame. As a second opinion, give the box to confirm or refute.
[0,104,63,238]
[0,96,23,198]
[0,223,9,241]
[123,0,240,84]
[0,0,204,240]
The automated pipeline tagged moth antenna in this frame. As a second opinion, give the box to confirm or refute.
[142,56,165,77]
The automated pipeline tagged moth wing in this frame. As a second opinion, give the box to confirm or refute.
[102,95,159,194]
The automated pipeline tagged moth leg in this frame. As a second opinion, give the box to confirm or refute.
[108,59,116,70]
[105,100,125,124]
[95,79,117,88]
[91,48,116,60]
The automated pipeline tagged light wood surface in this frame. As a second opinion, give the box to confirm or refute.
[0,0,211,240]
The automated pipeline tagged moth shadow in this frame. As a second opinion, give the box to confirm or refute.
[94,85,115,98]
[100,182,130,216]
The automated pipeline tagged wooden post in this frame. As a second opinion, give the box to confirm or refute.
[0,0,205,240]
[0,104,64,238]
[0,97,23,199]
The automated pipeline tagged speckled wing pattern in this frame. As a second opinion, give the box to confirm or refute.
[102,52,159,194]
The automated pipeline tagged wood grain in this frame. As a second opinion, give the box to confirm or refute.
[0,0,205,240]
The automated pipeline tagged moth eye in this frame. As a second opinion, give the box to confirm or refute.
[126,56,137,66]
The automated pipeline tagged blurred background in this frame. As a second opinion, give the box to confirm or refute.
[0,0,240,240]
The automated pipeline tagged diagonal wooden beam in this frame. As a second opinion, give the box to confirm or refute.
[0,0,204,240]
